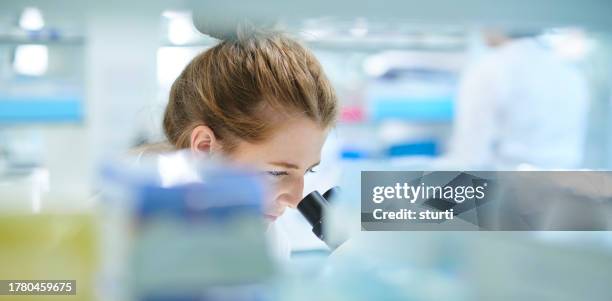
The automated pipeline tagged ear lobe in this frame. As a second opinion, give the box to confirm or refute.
[190,125,217,155]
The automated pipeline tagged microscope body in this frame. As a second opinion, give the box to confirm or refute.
[297,187,343,249]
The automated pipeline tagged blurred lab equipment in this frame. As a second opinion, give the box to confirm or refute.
[297,186,346,249]
[447,33,590,169]
[0,166,97,301]
[0,5,85,124]
[99,152,276,301]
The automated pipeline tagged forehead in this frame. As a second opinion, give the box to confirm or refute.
[229,117,328,168]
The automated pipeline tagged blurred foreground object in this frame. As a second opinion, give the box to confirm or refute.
[190,0,612,36]
[0,167,97,301]
[99,151,275,301]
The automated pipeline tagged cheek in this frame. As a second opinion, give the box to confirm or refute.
[261,178,283,203]
[265,177,300,206]
[262,181,289,215]
[268,179,288,200]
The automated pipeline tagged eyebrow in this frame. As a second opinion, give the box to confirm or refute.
[269,161,320,170]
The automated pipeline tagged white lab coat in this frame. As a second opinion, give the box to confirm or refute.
[266,222,292,262]
[448,38,589,169]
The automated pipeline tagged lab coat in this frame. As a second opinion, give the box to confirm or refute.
[448,38,589,169]
[266,222,292,262]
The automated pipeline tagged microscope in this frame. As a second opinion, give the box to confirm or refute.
[297,186,345,250]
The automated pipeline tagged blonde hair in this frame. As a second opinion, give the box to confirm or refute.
[162,29,338,153]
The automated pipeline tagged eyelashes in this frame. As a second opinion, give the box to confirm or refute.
[266,168,317,177]
[267,170,289,177]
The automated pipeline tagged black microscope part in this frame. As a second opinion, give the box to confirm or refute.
[297,190,327,238]
[322,186,340,202]
[297,187,341,247]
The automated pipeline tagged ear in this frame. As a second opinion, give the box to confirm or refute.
[189,125,218,155]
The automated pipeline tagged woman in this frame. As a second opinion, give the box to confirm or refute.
[161,28,338,223]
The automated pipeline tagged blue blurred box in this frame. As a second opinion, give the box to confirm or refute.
[0,96,82,123]
[369,96,454,122]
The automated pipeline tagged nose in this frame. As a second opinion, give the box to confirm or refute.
[277,176,304,209]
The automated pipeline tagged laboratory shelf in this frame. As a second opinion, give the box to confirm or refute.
[0,33,84,46]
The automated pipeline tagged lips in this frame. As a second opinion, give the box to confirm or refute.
[264,214,278,221]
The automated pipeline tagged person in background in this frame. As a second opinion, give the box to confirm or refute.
[446,29,589,169]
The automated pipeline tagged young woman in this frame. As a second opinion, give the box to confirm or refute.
[161,28,338,223]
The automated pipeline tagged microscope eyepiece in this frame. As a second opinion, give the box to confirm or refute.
[297,187,343,249]
[297,190,327,238]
